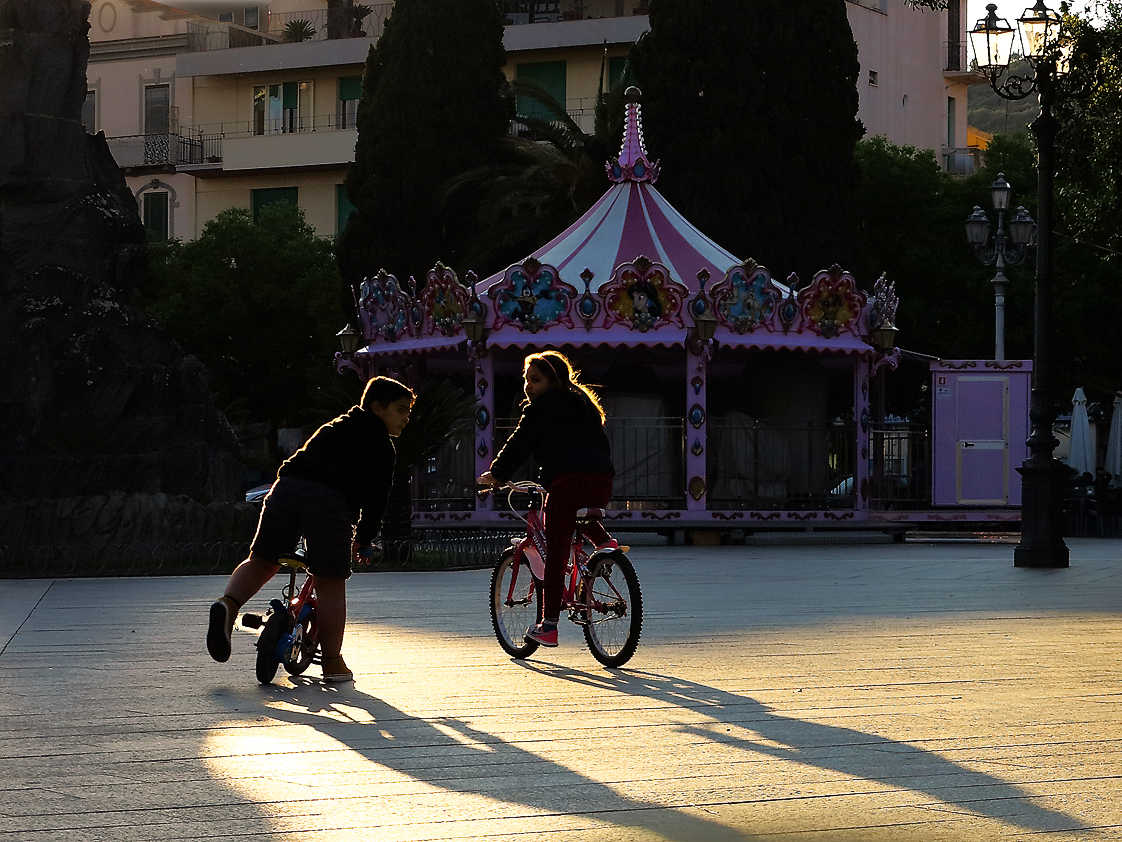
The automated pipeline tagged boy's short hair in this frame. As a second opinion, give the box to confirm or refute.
[361,376,414,411]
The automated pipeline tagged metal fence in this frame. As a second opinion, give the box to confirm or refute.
[1,542,252,578]
[403,416,931,514]
[707,418,857,510]
[868,423,930,508]
[104,133,223,168]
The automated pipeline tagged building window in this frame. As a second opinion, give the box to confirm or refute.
[144,84,170,134]
[868,70,878,87]
[219,12,233,22]
[947,95,956,147]
[338,76,362,129]
[515,60,567,120]
[254,82,313,134]
[252,186,299,223]
[244,7,259,29]
[143,192,170,242]
[337,184,357,236]
[81,90,96,133]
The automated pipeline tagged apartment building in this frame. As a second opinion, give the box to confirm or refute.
[85,0,979,244]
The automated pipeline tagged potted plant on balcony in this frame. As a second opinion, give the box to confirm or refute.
[284,19,316,42]
[350,4,373,36]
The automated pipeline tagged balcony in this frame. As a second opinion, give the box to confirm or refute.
[944,40,985,83]
[943,147,978,176]
[105,132,223,172]
[183,1,651,54]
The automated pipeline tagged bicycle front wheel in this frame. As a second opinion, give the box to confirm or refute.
[582,551,642,668]
[490,547,541,659]
[255,607,287,684]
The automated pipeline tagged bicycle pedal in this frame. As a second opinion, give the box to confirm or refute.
[240,612,264,629]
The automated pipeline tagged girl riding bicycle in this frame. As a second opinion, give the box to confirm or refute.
[478,350,615,647]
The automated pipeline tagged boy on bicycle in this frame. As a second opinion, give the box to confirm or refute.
[207,376,414,682]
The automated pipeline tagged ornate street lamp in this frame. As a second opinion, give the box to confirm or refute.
[969,1,1092,568]
[965,173,1034,362]
[336,324,362,355]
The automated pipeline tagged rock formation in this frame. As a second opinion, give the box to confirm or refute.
[0,0,255,570]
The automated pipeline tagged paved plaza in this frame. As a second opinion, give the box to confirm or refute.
[3,538,1122,841]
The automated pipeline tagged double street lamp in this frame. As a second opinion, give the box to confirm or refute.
[965,173,1034,362]
[969,1,1089,568]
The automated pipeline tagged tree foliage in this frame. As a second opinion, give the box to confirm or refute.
[850,134,1038,415]
[441,71,632,273]
[380,378,477,562]
[1050,1,1122,398]
[337,0,514,290]
[143,203,354,430]
[628,0,863,281]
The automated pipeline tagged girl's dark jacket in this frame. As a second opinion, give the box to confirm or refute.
[490,387,614,487]
[277,406,395,545]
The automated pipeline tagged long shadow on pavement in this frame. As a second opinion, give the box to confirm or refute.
[514,663,1087,835]
[226,675,754,841]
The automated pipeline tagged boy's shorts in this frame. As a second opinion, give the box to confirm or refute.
[250,476,355,579]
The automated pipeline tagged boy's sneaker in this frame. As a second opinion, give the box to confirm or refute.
[322,654,354,683]
[207,597,238,662]
[525,623,558,647]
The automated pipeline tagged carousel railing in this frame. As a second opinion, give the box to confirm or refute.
[410,417,930,514]
[867,423,931,508]
[706,417,858,510]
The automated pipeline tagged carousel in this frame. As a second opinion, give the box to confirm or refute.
[335,88,902,533]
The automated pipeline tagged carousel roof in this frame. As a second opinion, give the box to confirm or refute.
[478,91,740,298]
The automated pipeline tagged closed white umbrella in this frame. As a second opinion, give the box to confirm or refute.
[1067,388,1095,478]
[1105,396,1122,489]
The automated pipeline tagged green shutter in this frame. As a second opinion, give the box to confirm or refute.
[339,75,363,101]
[282,81,299,109]
[515,61,566,120]
[336,184,357,237]
[143,192,169,242]
[252,186,299,222]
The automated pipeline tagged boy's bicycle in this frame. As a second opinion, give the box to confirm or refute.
[241,552,320,684]
[489,480,643,667]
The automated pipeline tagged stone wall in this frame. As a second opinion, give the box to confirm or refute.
[0,0,253,565]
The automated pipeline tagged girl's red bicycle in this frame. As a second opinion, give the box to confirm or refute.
[489,481,643,667]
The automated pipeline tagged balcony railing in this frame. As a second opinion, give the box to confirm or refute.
[943,40,972,73]
[186,1,650,53]
[104,132,223,168]
[943,147,978,176]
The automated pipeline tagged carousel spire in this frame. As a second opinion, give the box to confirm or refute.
[607,86,660,184]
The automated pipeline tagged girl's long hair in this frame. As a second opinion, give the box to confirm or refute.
[525,350,606,424]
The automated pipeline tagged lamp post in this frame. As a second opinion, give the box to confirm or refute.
[334,323,365,378]
[965,173,1035,361]
[969,0,1087,568]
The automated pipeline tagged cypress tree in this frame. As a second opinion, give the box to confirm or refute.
[629,0,863,281]
[338,0,514,290]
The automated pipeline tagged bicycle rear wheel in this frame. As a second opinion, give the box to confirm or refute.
[582,551,642,668]
[490,547,541,659]
[255,606,288,684]
[283,610,317,676]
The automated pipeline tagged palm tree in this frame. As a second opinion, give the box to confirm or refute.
[379,379,477,564]
[441,59,632,275]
